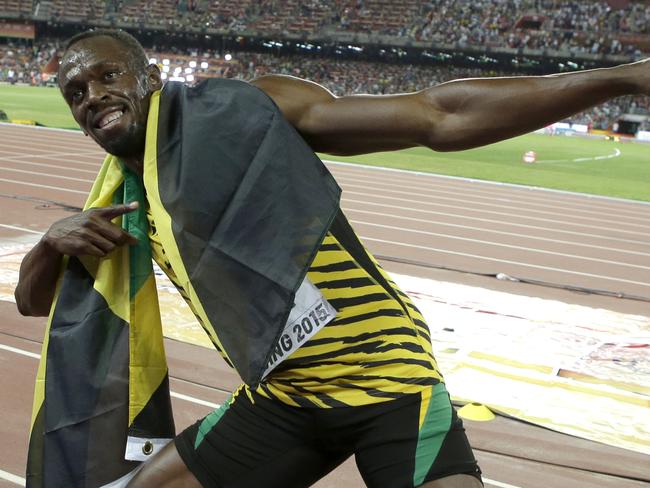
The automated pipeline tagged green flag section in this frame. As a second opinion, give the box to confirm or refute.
[28,78,340,485]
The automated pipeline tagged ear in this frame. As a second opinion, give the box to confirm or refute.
[146,63,163,92]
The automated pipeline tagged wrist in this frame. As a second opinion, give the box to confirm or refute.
[40,232,62,257]
[613,61,646,95]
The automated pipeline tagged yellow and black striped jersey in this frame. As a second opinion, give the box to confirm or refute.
[256,231,443,408]
[148,209,442,408]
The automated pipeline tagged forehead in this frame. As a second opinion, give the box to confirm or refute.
[59,36,130,86]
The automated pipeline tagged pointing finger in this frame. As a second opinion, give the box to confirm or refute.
[94,202,139,220]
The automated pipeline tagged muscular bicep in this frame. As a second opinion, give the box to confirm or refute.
[250,75,440,155]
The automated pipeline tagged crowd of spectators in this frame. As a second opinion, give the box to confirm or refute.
[2,39,647,131]
[38,0,650,57]
[0,42,57,85]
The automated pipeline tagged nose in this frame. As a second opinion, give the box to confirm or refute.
[86,80,109,105]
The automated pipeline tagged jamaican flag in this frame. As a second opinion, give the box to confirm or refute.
[26,158,175,486]
[27,78,340,486]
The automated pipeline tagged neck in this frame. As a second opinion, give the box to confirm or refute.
[123,153,144,176]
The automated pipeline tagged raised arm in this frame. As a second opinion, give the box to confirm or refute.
[251,59,648,155]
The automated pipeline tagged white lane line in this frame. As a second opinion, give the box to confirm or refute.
[0,178,89,194]
[0,224,44,235]
[0,344,40,359]
[0,131,97,149]
[170,391,219,409]
[0,152,103,168]
[333,170,650,220]
[0,159,99,174]
[483,478,522,488]
[0,122,80,134]
[0,469,25,486]
[324,159,650,207]
[0,166,95,183]
[0,343,221,409]
[362,236,650,288]
[0,342,523,488]
[352,220,650,271]
[345,208,650,258]
[345,199,650,246]
[346,190,650,238]
[341,182,650,230]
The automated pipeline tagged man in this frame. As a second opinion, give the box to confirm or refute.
[15,29,649,488]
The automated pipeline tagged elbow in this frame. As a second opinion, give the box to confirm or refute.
[14,287,49,317]
[424,127,463,153]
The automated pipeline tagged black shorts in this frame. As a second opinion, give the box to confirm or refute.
[175,383,481,488]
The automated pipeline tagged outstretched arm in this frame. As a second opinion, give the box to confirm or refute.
[251,59,648,155]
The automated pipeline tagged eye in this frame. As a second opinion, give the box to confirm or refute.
[104,70,122,81]
[71,89,84,103]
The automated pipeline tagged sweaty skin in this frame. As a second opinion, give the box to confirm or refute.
[58,36,162,173]
[15,34,650,488]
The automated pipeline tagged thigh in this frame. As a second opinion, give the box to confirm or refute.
[175,387,349,488]
[127,441,202,488]
[354,383,481,488]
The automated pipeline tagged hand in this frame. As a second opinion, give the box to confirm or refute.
[43,202,140,257]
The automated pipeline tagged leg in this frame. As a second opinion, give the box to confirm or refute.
[127,441,201,488]
[353,383,482,488]
[133,387,350,488]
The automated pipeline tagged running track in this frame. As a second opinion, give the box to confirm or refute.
[1,123,649,488]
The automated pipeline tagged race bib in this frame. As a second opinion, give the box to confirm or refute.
[262,277,336,379]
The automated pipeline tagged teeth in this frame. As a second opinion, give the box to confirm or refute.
[99,110,123,128]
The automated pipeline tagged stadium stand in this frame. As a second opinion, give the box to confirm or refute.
[22,0,650,55]
[1,0,650,130]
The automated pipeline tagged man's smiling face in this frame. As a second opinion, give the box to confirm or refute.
[59,35,159,158]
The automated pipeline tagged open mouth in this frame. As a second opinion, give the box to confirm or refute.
[96,109,125,129]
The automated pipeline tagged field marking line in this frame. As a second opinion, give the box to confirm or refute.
[363,236,650,288]
[341,182,650,229]
[344,199,650,246]
[0,469,25,486]
[0,166,95,183]
[346,190,650,238]
[0,342,221,410]
[0,224,44,235]
[345,207,650,258]
[353,220,650,271]
[536,147,621,164]
[323,159,650,207]
[0,178,89,194]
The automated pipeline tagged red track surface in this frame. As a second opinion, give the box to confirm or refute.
[1,123,649,487]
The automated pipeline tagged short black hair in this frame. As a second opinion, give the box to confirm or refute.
[60,28,149,73]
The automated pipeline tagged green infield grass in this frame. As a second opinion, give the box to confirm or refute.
[1,83,648,201]
[0,84,77,129]
[324,134,650,202]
